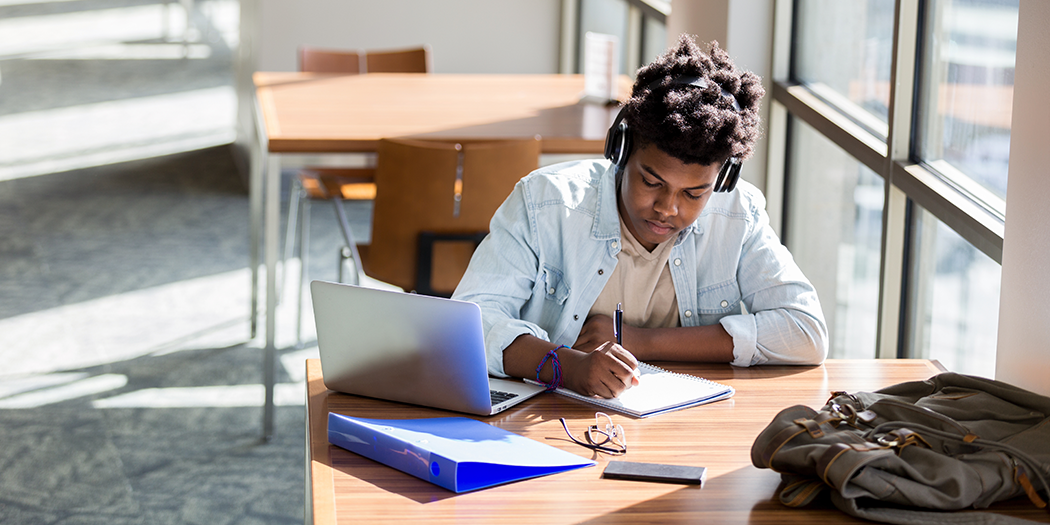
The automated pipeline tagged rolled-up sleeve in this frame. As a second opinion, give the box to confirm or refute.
[723,194,828,366]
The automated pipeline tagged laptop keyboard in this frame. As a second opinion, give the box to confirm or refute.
[490,389,519,405]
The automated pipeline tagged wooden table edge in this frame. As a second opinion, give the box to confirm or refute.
[307,359,336,525]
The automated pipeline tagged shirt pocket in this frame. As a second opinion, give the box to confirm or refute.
[695,279,742,324]
[539,264,571,305]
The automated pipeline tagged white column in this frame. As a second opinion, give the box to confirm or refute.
[995,0,1050,395]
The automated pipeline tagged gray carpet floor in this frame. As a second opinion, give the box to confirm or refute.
[0,145,369,524]
[0,1,372,522]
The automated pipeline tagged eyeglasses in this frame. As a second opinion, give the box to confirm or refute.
[559,412,627,455]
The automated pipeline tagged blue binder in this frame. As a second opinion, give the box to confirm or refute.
[328,413,595,493]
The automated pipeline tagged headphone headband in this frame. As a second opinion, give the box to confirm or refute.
[604,75,743,193]
[654,76,742,112]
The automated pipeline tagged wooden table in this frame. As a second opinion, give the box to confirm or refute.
[254,72,629,154]
[250,74,630,438]
[304,358,1049,523]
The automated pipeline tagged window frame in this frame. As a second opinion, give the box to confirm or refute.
[769,0,1008,359]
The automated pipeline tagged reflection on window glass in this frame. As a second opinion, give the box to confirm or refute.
[905,207,1000,375]
[793,0,895,134]
[917,0,1018,201]
[786,118,884,359]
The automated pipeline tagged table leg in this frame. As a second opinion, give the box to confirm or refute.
[250,97,268,340]
[249,149,262,341]
[263,153,281,441]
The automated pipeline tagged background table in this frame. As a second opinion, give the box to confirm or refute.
[304,358,1050,524]
[251,73,630,438]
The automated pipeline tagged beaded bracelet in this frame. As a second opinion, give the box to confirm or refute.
[536,345,567,392]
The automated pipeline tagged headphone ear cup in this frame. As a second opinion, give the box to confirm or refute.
[714,158,742,192]
[615,121,631,169]
[604,110,631,169]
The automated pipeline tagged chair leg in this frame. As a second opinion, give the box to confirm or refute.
[295,196,311,347]
[331,196,364,286]
[338,247,349,284]
[282,176,304,307]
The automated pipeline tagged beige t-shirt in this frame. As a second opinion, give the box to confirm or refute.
[588,215,680,328]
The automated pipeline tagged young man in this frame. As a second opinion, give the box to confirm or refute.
[452,36,827,399]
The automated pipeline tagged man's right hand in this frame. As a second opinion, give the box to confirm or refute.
[560,341,640,398]
[503,334,639,399]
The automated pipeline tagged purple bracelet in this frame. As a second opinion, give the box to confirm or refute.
[536,345,567,391]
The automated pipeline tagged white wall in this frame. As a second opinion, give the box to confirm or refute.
[666,0,774,195]
[995,0,1050,396]
[254,0,562,73]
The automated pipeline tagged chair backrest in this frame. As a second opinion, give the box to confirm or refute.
[367,138,541,294]
[299,47,362,74]
[299,46,430,74]
[364,46,431,73]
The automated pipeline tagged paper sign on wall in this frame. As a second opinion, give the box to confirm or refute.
[583,32,620,103]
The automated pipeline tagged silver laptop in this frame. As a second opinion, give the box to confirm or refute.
[310,280,545,415]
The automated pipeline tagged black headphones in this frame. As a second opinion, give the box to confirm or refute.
[604,76,743,193]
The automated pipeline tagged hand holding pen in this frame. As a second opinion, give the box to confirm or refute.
[567,308,640,395]
[615,302,640,386]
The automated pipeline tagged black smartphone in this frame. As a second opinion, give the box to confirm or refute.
[602,460,707,486]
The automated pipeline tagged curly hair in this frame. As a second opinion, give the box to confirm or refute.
[624,35,765,165]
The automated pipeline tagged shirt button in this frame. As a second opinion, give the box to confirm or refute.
[574,315,579,321]
[674,258,682,266]
[598,269,604,275]
[684,310,693,318]
[721,300,729,308]
[549,287,556,294]
[611,241,618,249]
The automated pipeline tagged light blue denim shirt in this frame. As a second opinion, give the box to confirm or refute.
[452,159,828,377]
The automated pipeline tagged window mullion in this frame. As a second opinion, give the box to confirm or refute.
[875,0,919,359]
[764,0,794,235]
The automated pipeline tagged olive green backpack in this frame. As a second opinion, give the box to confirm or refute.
[751,372,1050,524]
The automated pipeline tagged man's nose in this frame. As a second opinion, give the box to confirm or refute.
[654,191,677,217]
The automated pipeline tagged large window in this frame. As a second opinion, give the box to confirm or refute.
[904,205,1001,375]
[787,119,883,359]
[776,0,1017,371]
[793,0,895,136]
[916,0,1017,205]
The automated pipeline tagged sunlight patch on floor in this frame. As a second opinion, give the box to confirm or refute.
[0,267,253,377]
[0,374,128,408]
[0,86,236,181]
[91,382,307,408]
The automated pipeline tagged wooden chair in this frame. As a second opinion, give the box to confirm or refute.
[360,138,542,295]
[298,45,432,74]
[363,46,431,73]
[298,47,362,74]
[286,138,540,343]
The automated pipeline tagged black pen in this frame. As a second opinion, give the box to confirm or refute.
[614,302,623,345]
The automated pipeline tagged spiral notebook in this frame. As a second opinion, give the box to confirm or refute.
[532,363,734,418]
